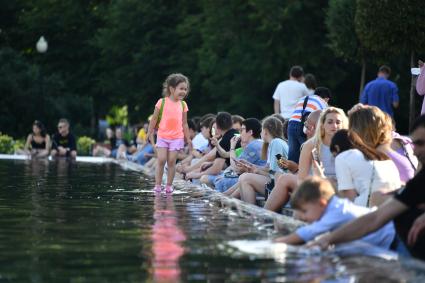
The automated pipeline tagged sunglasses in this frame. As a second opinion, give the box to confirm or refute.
[412,139,425,147]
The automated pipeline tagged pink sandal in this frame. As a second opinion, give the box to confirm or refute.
[153,185,162,193]
[164,185,174,194]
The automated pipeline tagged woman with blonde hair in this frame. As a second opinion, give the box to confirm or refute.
[230,116,288,204]
[297,107,348,182]
[263,108,348,212]
[335,106,401,207]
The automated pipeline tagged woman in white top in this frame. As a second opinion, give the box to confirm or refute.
[336,107,401,207]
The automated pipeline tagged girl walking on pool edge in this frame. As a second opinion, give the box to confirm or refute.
[147,73,192,193]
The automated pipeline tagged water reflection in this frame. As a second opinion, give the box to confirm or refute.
[150,194,186,282]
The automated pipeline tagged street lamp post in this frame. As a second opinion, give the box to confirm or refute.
[36,36,48,118]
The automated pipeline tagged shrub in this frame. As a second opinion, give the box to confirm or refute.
[0,133,14,154]
[13,139,25,152]
[77,136,96,156]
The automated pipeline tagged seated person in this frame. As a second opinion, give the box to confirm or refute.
[181,112,239,182]
[225,117,288,201]
[176,119,198,162]
[191,116,215,159]
[133,142,155,165]
[51,118,77,158]
[311,114,425,260]
[213,118,266,192]
[18,120,51,158]
[92,127,114,157]
[232,115,245,132]
[136,121,149,147]
[275,176,395,250]
[112,127,130,158]
[263,110,322,212]
[334,129,401,207]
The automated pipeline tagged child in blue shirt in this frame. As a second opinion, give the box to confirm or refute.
[275,177,395,249]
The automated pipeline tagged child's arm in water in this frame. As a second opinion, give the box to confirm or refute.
[182,110,193,152]
[147,107,161,148]
[274,233,305,245]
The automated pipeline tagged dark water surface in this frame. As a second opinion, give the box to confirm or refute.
[1,159,425,282]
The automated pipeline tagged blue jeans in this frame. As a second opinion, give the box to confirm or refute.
[135,144,154,165]
[288,120,306,164]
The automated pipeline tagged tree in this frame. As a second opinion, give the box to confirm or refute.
[94,0,201,123]
[0,47,92,137]
[356,0,425,127]
[15,0,107,133]
[326,0,367,97]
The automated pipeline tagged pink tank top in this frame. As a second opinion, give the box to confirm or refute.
[155,97,188,139]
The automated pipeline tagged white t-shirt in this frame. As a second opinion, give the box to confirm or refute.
[272,80,309,119]
[335,149,401,207]
[192,132,209,152]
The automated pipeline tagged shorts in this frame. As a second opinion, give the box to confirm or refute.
[156,137,185,151]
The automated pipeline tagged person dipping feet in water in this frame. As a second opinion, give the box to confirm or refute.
[51,118,77,159]
[18,120,51,158]
[147,73,192,193]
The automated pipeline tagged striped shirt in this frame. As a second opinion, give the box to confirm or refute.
[289,95,327,122]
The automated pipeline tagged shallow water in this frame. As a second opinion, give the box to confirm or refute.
[1,159,425,282]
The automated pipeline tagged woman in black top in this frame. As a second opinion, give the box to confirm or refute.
[19,120,51,158]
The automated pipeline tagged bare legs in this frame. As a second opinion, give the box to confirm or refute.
[155,148,168,186]
[166,150,178,186]
[239,173,270,204]
[155,147,179,186]
[264,173,297,212]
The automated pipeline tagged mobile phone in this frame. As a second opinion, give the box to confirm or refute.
[275,154,282,160]
[211,127,216,136]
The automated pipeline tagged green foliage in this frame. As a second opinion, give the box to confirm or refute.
[13,139,25,152]
[0,0,422,136]
[0,47,92,137]
[0,134,14,154]
[355,0,425,55]
[77,136,96,156]
[326,0,359,61]
[106,105,128,127]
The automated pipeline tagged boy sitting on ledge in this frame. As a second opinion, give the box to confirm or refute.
[274,176,395,249]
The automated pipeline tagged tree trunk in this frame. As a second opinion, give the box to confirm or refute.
[90,97,97,137]
[409,50,416,130]
[359,56,366,100]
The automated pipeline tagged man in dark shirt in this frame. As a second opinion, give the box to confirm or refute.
[51,118,77,158]
[312,114,425,260]
[184,112,240,182]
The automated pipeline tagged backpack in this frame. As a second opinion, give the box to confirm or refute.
[155,98,186,129]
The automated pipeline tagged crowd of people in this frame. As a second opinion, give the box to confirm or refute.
[142,69,424,260]
[16,65,425,261]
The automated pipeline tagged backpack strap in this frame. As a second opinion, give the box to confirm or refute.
[155,98,166,128]
[300,96,310,123]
